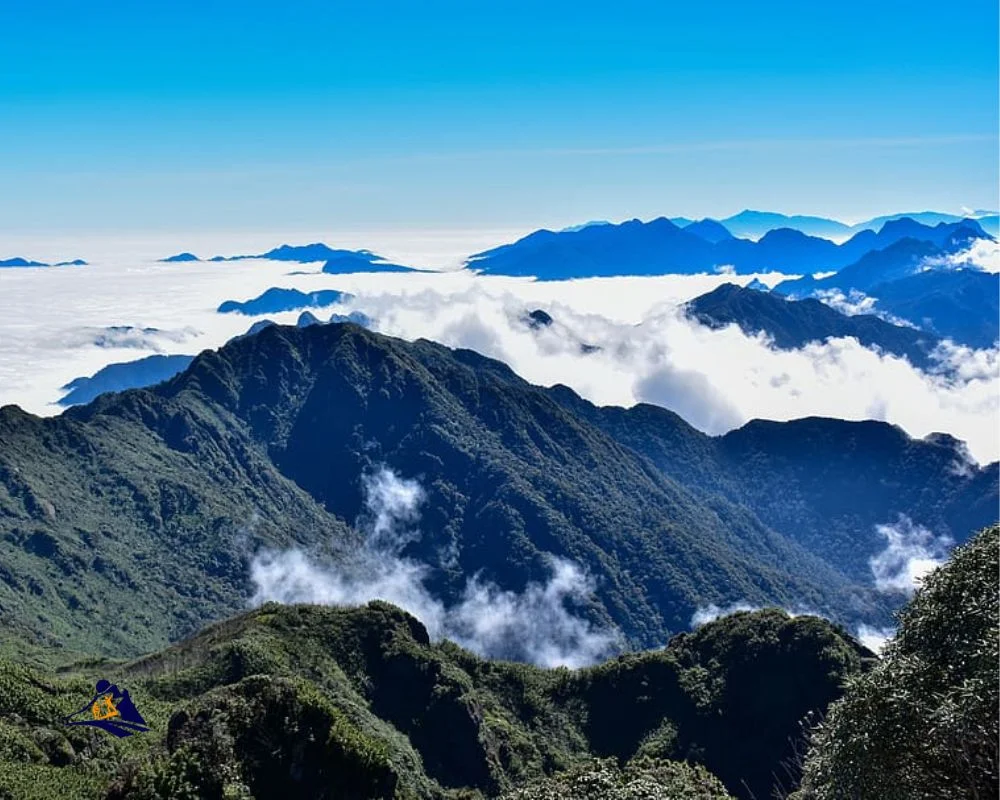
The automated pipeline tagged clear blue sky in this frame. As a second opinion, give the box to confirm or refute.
[1,0,997,232]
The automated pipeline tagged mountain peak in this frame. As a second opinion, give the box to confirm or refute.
[685,218,734,243]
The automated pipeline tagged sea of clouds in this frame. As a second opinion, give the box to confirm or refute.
[0,229,996,465]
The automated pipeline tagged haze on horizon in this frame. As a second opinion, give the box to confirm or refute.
[1,0,997,234]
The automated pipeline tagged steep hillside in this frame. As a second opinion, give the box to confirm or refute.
[1,324,993,665]
[547,391,998,581]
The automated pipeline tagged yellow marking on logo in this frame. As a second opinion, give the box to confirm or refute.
[91,695,120,721]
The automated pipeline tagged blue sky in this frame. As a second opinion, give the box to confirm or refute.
[1,0,997,232]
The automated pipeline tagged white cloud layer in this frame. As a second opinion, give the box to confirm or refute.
[250,466,619,667]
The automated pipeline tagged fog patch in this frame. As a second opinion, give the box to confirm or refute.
[690,601,761,627]
[813,289,917,328]
[855,624,895,654]
[869,515,951,595]
[636,362,742,434]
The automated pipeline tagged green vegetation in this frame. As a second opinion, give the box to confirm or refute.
[0,605,865,799]
[498,757,734,799]
[0,325,994,798]
[793,524,999,800]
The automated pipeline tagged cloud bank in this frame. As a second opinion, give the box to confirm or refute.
[250,466,619,668]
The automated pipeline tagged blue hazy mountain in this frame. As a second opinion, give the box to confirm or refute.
[0,257,49,267]
[0,256,86,268]
[771,234,999,349]
[718,210,852,240]
[560,220,612,232]
[202,242,421,271]
[687,283,942,369]
[231,308,374,343]
[160,252,201,262]
[58,354,196,407]
[774,239,944,298]
[321,252,420,274]
[217,287,354,315]
[328,310,374,327]
[296,310,323,327]
[208,243,351,261]
[849,211,971,233]
[975,214,999,236]
[713,227,842,271]
[775,221,991,298]
[683,209,994,241]
[469,216,990,279]
[866,269,999,349]
[468,218,717,278]
[683,218,734,243]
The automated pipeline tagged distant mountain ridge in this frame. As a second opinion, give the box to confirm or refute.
[156,243,422,272]
[217,287,353,315]
[693,209,998,240]
[715,210,852,240]
[58,354,196,407]
[0,256,87,268]
[468,216,989,279]
[686,283,943,369]
[773,235,1000,348]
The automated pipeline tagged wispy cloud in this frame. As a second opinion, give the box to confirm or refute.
[250,466,620,668]
[869,515,951,595]
[855,624,895,654]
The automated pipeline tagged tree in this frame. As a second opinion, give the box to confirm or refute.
[793,525,999,799]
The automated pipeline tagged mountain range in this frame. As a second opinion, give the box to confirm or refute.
[160,243,422,273]
[678,209,999,240]
[0,601,872,800]
[2,323,995,666]
[57,312,377,408]
[468,216,990,279]
[773,237,999,349]
[0,257,87,268]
